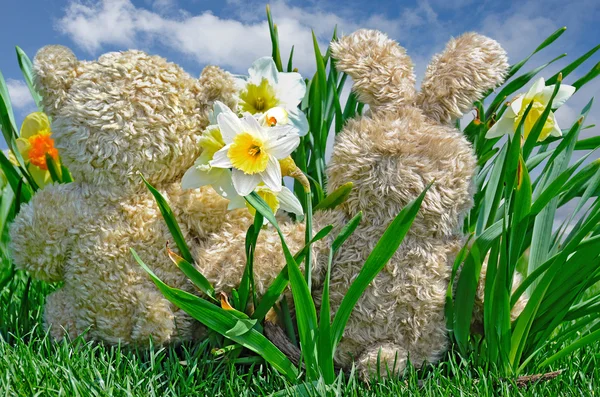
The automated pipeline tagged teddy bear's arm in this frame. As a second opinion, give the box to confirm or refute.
[417,33,509,124]
[9,184,77,282]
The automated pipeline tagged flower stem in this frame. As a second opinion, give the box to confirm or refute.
[304,189,313,293]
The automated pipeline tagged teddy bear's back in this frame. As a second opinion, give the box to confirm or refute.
[55,183,205,344]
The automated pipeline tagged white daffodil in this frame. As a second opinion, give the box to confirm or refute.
[235,57,309,136]
[246,185,304,221]
[209,111,299,196]
[486,77,576,142]
[182,102,246,210]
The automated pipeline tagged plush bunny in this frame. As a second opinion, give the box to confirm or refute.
[8,45,255,344]
[321,29,509,377]
[195,29,511,378]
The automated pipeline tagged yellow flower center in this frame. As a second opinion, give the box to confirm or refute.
[246,187,279,216]
[514,98,555,141]
[239,78,279,114]
[228,132,269,174]
[27,133,58,170]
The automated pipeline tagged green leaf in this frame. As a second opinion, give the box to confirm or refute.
[140,174,193,264]
[287,45,295,72]
[251,225,333,322]
[238,213,263,312]
[0,151,31,203]
[505,27,566,80]
[332,211,362,253]
[546,44,600,85]
[246,192,320,380]
[15,46,43,111]
[572,61,600,91]
[330,184,430,350]
[45,154,62,183]
[132,248,298,381]
[166,247,216,301]
[314,182,353,211]
[538,327,600,369]
[266,5,283,72]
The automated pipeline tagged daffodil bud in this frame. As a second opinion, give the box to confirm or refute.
[280,156,310,192]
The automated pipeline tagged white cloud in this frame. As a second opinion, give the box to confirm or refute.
[56,0,350,74]
[6,79,35,111]
[56,0,441,76]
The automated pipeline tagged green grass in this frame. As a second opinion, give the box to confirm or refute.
[2,274,599,396]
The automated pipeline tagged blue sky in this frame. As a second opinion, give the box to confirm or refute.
[1,0,599,133]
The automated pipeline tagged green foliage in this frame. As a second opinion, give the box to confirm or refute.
[0,5,599,395]
[450,27,600,377]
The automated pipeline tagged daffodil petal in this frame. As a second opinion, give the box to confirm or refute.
[21,112,50,139]
[16,138,31,156]
[210,146,233,168]
[509,95,524,117]
[486,113,515,139]
[525,77,545,101]
[232,169,261,196]
[28,164,50,187]
[277,186,304,216]
[241,113,267,139]
[548,112,562,138]
[259,155,283,192]
[287,107,309,136]
[182,165,226,189]
[248,57,279,86]
[217,112,244,144]
[210,101,235,125]
[266,126,300,158]
[233,77,248,93]
[540,84,576,108]
[276,72,306,107]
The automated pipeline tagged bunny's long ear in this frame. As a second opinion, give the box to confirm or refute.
[34,45,79,117]
[331,29,416,111]
[417,33,509,124]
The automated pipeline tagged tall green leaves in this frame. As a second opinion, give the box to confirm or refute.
[449,26,600,376]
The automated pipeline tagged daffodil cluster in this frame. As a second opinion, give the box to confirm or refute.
[182,57,308,217]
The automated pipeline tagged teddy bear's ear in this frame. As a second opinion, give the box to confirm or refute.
[416,33,509,124]
[33,45,79,115]
[197,65,239,111]
[331,29,416,111]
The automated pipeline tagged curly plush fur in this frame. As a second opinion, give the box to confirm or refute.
[9,46,250,344]
[11,30,518,378]
[319,29,508,377]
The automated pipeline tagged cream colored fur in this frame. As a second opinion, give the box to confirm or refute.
[10,46,249,344]
[11,29,515,378]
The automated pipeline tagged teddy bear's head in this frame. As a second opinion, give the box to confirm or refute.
[33,45,237,192]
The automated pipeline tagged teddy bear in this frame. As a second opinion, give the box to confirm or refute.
[7,45,269,345]
[192,29,512,378]
[11,28,516,379]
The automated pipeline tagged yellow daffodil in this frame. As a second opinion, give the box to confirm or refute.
[486,77,575,141]
[209,110,300,196]
[182,102,246,210]
[235,57,309,136]
[15,112,60,187]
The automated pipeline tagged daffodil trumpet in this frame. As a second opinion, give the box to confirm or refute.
[13,112,61,188]
[235,57,309,137]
